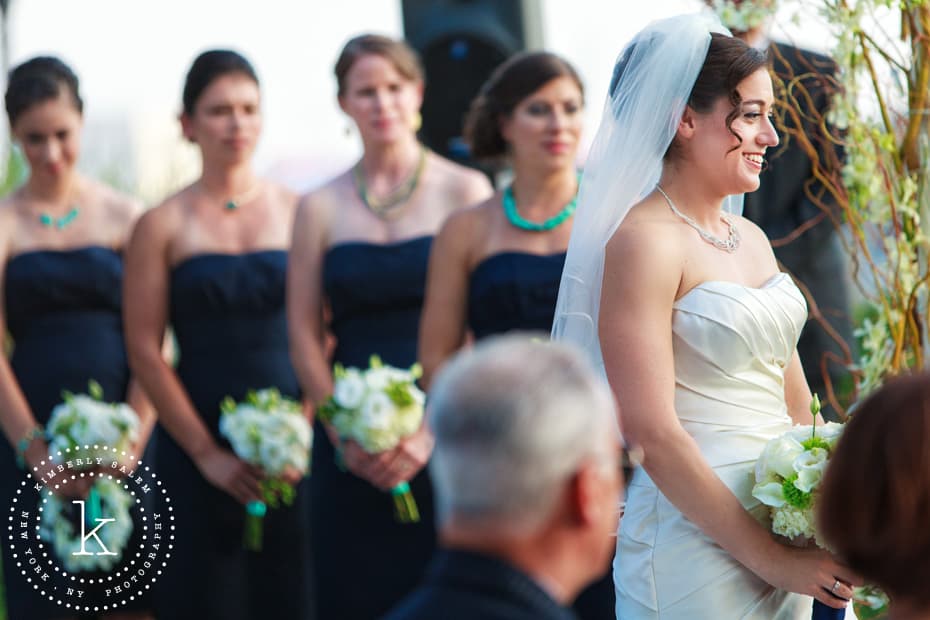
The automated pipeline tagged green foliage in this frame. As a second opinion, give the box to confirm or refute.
[0,146,27,198]
[316,398,338,424]
[88,380,103,401]
[789,1,930,408]
[782,476,813,509]
[385,381,415,408]
[261,478,296,510]
[801,436,832,451]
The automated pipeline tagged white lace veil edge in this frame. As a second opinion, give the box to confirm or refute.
[551,13,740,376]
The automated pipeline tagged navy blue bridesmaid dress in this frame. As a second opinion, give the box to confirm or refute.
[1,247,141,620]
[155,251,313,620]
[312,236,436,620]
[468,250,617,620]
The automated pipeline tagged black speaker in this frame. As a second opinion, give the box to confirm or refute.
[402,0,543,168]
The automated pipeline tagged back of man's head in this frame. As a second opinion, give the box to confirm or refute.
[427,334,617,536]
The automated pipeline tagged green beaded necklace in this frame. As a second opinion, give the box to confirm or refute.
[502,183,578,232]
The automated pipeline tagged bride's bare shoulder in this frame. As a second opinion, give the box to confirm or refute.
[602,196,684,295]
[612,196,684,252]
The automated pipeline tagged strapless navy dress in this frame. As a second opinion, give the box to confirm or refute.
[468,251,616,620]
[312,236,436,620]
[1,247,141,620]
[155,251,313,619]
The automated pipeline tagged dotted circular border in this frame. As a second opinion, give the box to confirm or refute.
[7,444,175,613]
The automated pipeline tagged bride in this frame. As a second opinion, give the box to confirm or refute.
[552,14,860,619]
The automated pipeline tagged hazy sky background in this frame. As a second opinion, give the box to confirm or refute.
[4,0,841,200]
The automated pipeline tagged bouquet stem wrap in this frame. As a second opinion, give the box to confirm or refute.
[244,500,267,551]
[812,600,844,620]
[391,482,420,523]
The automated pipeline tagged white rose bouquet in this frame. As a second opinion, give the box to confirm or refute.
[317,355,425,523]
[751,395,844,545]
[753,395,889,619]
[219,388,311,551]
[46,380,140,463]
[40,380,140,571]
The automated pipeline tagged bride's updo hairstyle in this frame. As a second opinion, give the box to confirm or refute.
[610,32,765,161]
[464,51,583,162]
[818,373,930,611]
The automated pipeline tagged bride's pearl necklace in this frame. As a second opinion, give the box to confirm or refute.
[656,185,741,253]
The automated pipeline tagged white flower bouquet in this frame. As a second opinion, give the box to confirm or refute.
[46,380,140,463]
[219,387,311,551]
[40,380,140,572]
[751,396,844,545]
[752,395,889,619]
[317,355,425,523]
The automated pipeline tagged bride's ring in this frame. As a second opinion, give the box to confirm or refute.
[831,579,841,594]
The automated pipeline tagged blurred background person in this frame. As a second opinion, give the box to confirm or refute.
[419,50,582,377]
[418,50,617,618]
[819,372,930,620]
[124,49,313,619]
[380,335,624,620]
[287,33,491,620]
[386,335,627,620]
[0,56,155,620]
[709,0,853,416]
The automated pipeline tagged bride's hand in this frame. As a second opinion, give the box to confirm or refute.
[762,545,862,608]
[341,424,434,491]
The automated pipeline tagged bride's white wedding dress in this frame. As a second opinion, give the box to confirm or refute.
[615,272,812,619]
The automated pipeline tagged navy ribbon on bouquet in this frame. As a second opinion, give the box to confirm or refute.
[812,599,845,619]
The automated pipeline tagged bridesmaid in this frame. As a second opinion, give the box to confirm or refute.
[287,34,492,620]
[418,52,615,619]
[123,50,313,619]
[0,56,155,620]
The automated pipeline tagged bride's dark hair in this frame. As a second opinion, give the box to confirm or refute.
[611,32,766,160]
[672,33,767,158]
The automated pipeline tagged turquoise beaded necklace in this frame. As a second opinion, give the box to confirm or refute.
[502,180,578,232]
[38,206,80,229]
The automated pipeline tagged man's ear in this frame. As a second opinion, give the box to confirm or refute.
[568,462,603,527]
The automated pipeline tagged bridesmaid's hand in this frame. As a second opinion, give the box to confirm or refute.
[278,465,304,487]
[194,446,264,505]
[761,545,862,608]
[23,437,51,474]
[341,424,434,492]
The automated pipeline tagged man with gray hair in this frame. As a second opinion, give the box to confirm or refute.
[384,334,627,620]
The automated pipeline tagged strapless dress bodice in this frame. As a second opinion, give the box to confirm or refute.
[322,236,432,368]
[670,272,807,470]
[5,246,122,333]
[169,250,289,358]
[467,251,565,340]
